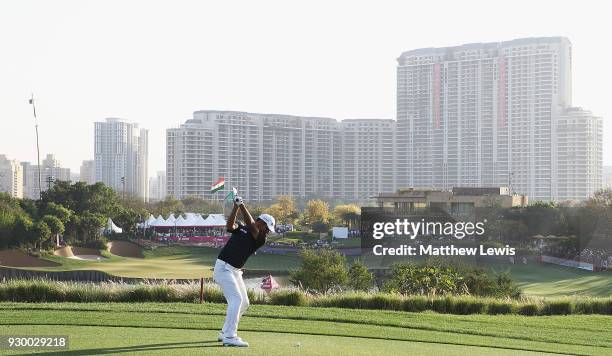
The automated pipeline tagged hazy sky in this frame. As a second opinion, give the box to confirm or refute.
[1,0,610,176]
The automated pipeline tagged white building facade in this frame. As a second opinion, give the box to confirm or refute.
[396,37,601,201]
[94,118,148,201]
[0,155,24,198]
[148,170,167,202]
[79,160,96,185]
[556,107,603,201]
[167,111,395,201]
[21,154,71,199]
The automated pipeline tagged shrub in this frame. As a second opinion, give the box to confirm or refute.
[369,293,403,311]
[487,301,515,315]
[347,259,374,291]
[431,296,454,313]
[541,300,574,315]
[268,290,308,306]
[383,263,463,296]
[0,279,609,317]
[402,296,429,312]
[451,297,486,315]
[574,299,612,315]
[73,236,108,250]
[517,303,539,316]
[384,262,521,298]
[310,292,370,309]
[289,248,349,294]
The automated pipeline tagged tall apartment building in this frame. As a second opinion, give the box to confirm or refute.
[79,160,96,185]
[556,107,603,200]
[604,166,612,189]
[94,118,149,201]
[0,155,24,198]
[340,120,395,199]
[396,37,600,201]
[167,111,395,201]
[21,154,71,199]
[148,170,167,202]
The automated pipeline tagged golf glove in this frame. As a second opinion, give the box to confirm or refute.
[234,196,244,205]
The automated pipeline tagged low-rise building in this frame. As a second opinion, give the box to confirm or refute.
[374,187,528,217]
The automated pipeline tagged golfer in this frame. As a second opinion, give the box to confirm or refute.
[213,195,276,347]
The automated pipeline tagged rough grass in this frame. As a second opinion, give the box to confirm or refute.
[0,302,609,355]
[1,280,610,316]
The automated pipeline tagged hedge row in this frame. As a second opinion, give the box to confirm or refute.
[0,279,610,316]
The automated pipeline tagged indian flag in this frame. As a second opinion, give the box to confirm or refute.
[210,178,225,193]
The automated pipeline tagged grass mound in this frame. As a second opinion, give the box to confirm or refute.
[0,249,60,267]
[108,240,143,258]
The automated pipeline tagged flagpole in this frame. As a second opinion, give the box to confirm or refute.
[29,94,42,200]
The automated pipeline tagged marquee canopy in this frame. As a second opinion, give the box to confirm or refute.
[144,213,226,228]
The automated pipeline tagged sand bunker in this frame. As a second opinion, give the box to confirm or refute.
[54,246,106,260]
[108,241,143,258]
[0,249,60,267]
[68,254,106,261]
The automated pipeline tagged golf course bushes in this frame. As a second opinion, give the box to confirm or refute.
[1,279,610,316]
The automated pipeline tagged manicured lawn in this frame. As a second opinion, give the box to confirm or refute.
[6,244,611,297]
[30,245,300,279]
[495,263,612,298]
[0,302,610,355]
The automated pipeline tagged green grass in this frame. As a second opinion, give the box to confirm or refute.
[493,263,612,298]
[0,302,610,355]
[27,245,300,279]
[5,245,611,298]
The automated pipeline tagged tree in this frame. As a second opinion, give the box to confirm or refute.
[486,219,529,246]
[42,181,121,217]
[12,215,33,247]
[267,196,299,225]
[112,206,139,237]
[289,248,348,294]
[0,193,30,248]
[78,211,106,242]
[586,188,612,209]
[302,200,330,228]
[311,219,331,233]
[347,259,373,291]
[181,196,222,214]
[42,215,65,247]
[151,196,185,217]
[29,220,51,250]
[519,202,566,236]
[333,204,361,229]
[44,202,73,225]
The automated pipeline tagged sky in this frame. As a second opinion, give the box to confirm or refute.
[0,0,610,176]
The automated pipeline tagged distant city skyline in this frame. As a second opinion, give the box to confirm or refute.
[0,1,610,176]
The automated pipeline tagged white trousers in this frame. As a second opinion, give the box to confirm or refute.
[213,259,250,338]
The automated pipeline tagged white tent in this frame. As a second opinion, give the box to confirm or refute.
[175,215,188,227]
[104,218,123,234]
[150,215,169,227]
[194,214,207,225]
[144,214,156,227]
[203,214,226,227]
[147,213,226,228]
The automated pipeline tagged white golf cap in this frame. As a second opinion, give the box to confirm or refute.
[258,214,276,233]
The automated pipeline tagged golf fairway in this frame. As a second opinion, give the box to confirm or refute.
[0,303,609,355]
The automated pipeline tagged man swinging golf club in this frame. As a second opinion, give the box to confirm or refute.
[213,192,276,347]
